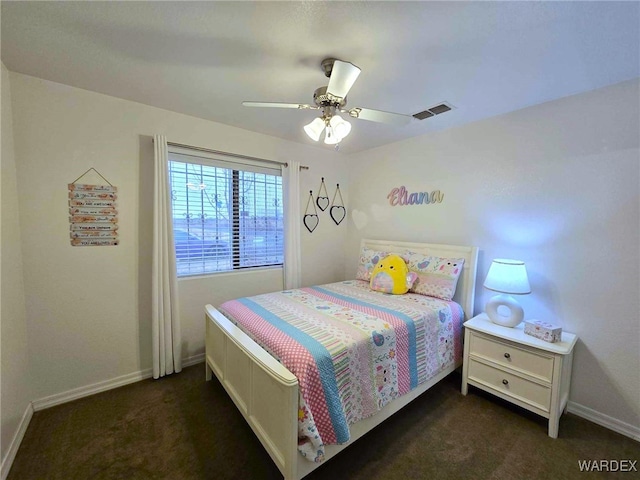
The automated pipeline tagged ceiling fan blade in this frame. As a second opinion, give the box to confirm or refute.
[242,101,316,110]
[346,107,413,126]
[326,60,361,99]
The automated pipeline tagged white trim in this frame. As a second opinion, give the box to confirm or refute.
[33,370,149,411]
[182,352,206,368]
[567,401,640,442]
[32,353,205,411]
[1,402,34,480]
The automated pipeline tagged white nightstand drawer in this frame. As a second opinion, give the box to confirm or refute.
[468,359,551,412]
[469,332,554,383]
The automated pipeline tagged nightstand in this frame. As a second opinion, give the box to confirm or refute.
[461,313,577,438]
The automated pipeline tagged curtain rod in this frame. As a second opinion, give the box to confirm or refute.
[165,141,309,170]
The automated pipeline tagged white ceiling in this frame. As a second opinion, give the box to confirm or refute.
[2,1,639,154]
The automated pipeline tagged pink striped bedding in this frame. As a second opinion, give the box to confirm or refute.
[219,280,463,462]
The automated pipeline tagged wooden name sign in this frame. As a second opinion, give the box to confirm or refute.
[68,184,119,246]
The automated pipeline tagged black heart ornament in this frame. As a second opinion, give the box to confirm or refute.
[303,214,319,233]
[316,196,329,211]
[330,206,346,225]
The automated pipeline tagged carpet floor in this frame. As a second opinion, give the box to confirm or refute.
[8,363,639,479]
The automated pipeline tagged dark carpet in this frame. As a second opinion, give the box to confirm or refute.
[8,363,639,480]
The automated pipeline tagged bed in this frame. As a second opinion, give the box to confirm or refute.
[205,239,479,480]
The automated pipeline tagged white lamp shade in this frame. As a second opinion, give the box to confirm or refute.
[329,115,351,139]
[483,259,531,295]
[303,117,325,141]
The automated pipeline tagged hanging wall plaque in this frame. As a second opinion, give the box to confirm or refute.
[303,190,319,233]
[68,168,119,246]
[330,183,346,225]
[316,177,329,211]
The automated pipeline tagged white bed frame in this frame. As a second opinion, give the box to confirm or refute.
[205,239,479,480]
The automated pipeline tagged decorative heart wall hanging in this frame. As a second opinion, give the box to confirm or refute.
[316,177,329,211]
[330,206,346,225]
[330,183,346,225]
[303,214,319,233]
[303,190,319,233]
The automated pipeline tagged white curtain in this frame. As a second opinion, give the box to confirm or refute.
[152,135,182,379]
[282,160,302,289]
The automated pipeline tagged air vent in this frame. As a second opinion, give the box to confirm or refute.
[413,110,435,120]
[412,102,455,120]
[428,103,452,115]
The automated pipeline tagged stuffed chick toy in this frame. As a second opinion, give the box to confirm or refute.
[370,254,418,295]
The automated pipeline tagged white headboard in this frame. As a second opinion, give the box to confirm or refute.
[360,238,479,321]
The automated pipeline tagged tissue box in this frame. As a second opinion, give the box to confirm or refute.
[524,320,562,343]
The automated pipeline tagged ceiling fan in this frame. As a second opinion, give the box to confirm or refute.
[243,58,413,146]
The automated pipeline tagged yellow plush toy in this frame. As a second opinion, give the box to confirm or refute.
[370,254,418,295]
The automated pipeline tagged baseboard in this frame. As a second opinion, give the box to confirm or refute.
[567,401,640,442]
[182,352,206,368]
[1,402,34,480]
[32,353,205,411]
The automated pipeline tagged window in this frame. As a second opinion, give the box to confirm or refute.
[168,149,284,277]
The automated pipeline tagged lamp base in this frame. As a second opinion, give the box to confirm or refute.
[486,294,524,327]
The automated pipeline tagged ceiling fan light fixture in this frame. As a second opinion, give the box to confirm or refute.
[304,117,325,141]
[329,114,351,139]
[324,125,340,145]
[244,57,414,148]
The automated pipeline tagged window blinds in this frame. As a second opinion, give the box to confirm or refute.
[168,148,284,277]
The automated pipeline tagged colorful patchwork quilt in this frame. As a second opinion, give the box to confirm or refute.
[219,280,463,462]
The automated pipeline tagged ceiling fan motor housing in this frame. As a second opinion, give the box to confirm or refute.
[313,86,347,109]
[321,57,338,77]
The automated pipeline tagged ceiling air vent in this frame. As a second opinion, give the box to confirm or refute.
[412,102,455,120]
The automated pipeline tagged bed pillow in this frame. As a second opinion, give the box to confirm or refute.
[369,254,417,295]
[403,251,465,301]
[356,247,389,281]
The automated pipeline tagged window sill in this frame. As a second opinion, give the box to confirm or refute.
[177,265,283,282]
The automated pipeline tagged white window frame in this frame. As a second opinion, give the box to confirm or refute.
[168,145,284,278]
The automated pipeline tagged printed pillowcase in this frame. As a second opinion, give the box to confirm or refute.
[356,247,389,282]
[403,251,465,301]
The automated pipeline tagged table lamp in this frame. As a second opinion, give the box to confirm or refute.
[483,259,531,327]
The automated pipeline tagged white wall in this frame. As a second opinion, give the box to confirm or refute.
[1,64,32,468]
[5,67,638,461]
[345,79,640,432]
[8,72,348,404]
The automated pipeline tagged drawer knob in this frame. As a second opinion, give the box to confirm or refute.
[502,379,509,385]
[504,352,511,359]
